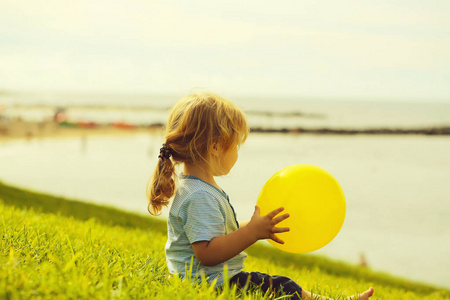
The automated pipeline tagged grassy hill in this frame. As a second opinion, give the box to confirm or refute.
[1,182,449,299]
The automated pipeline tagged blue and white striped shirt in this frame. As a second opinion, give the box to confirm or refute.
[165,175,247,286]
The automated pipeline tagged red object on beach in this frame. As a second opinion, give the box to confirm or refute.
[77,122,98,128]
[112,122,136,129]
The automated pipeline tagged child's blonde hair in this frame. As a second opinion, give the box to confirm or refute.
[147,92,249,216]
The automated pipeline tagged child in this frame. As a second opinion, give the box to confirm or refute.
[147,92,374,300]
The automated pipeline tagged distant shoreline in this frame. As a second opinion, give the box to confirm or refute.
[3,102,450,137]
[1,120,449,143]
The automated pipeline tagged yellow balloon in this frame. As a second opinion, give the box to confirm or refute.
[256,164,346,253]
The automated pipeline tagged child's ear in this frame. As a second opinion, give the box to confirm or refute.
[211,141,221,157]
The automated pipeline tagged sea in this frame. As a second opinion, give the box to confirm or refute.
[1,92,449,289]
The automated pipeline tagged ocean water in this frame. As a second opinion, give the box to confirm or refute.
[0,133,449,289]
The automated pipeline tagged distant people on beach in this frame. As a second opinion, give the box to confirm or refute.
[0,103,10,136]
[54,107,67,123]
[359,253,369,268]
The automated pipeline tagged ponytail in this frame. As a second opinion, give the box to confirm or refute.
[147,144,176,216]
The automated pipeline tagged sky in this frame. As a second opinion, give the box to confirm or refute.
[1,0,450,101]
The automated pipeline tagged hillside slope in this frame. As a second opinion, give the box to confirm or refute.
[1,182,449,299]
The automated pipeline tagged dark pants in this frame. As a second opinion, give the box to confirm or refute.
[229,271,302,299]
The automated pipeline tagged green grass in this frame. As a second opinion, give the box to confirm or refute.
[1,181,449,299]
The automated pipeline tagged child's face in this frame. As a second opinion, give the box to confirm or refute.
[219,144,239,175]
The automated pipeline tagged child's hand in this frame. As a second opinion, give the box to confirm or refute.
[246,206,290,244]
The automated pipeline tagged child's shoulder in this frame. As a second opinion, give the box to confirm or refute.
[171,178,225,214]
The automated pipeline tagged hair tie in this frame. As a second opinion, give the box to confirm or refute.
[158,143,173,160]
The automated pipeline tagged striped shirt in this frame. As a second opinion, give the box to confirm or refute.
[165,175,247,286]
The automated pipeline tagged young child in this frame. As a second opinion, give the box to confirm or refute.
[147,92,374,300]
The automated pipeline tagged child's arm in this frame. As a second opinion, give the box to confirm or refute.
[192,206,289,266]
[238,220,249,227]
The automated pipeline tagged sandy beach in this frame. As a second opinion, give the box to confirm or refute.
[0,120,163,143]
